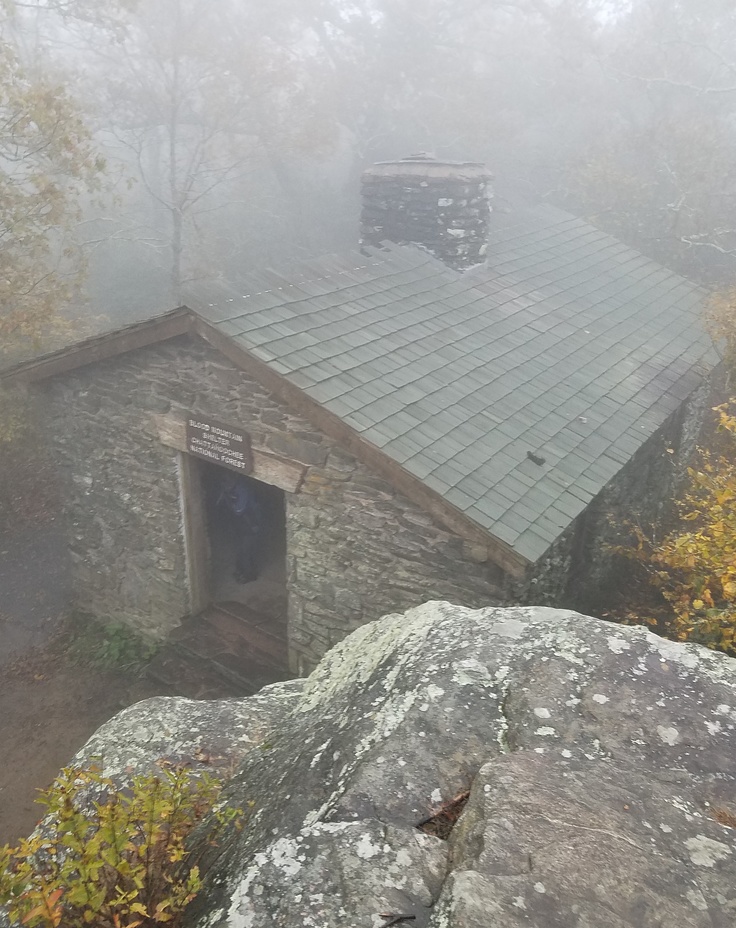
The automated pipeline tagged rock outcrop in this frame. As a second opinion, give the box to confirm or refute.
[63,604,736,925]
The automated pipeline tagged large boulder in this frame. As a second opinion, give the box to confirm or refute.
[55,605,736,925]
[67,679,305,780]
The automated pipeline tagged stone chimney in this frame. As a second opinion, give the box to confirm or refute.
[359,155,493,271]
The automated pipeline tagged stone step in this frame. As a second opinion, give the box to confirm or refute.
[145,648,249,699]
[205,604,287,667]
[216,598,288,631]
[171,614,285,673]
[147,599,291,698]
[210,600,281,628]
[148,635,289,697]
[174,625,279,683]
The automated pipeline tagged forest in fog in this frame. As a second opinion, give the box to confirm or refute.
[3,0,736,344]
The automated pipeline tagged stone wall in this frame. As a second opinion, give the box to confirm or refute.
[37,335,504,671]
[517,518,580,607]
[35,330,716,671]
[40,355,190,639]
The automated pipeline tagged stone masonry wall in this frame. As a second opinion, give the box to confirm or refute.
[38,335,504,670]
[40,346,192,638]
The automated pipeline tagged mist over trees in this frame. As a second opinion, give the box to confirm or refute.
[4,0,736,334]
[0,0,107,349]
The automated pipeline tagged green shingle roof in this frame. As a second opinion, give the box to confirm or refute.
[185,205,716,562]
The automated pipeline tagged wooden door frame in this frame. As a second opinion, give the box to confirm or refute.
[178,453,211,615]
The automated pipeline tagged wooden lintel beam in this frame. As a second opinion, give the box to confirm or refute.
[152,413,306,494]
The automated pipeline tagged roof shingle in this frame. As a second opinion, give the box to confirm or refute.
[184,204,716,562]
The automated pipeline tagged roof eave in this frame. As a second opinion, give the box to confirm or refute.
[0,307,194,386]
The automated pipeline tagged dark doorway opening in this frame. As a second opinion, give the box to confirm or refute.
[171,460,291,689]
[199,461,287,620]
[149,456,291,697]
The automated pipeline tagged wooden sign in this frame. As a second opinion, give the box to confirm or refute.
[185,416,253,474]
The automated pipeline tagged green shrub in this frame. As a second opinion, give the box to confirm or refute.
[0,764,240,928]
[67,616,159,671]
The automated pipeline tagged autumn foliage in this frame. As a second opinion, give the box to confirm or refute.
[627,402,736,654]
[0,764,239,928]
[621,282,736,655]
[0,52,103,348]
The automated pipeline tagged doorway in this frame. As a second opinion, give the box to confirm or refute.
[198,460,287,623]
[167,454,291,692]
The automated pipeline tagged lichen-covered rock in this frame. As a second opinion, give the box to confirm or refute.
[182,603,736,928]
[15,603,736,927]
[69,679,305,779]
[437,752,734,927]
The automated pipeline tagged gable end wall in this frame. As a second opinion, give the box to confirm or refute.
[37,335,505,672]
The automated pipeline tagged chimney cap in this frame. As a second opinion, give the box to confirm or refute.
[364,155,493,181]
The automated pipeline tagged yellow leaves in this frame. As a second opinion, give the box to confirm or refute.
[0,764,243,928]
[0,37,104,352]
[20,887,64,927]
[619,400,736,655]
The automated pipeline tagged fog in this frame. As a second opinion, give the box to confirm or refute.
[2,0,735,854]
[2,0,735,344]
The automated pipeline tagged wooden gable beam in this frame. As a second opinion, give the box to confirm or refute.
[0,309,194,386]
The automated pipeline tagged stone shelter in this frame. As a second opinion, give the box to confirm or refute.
[2,160,718,675]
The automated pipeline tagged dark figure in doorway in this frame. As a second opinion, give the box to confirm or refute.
[218,474,263,583]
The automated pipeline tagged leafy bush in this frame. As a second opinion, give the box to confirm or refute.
[625,402,736,653]
[67,616,159,671]
[0,764,239,928]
